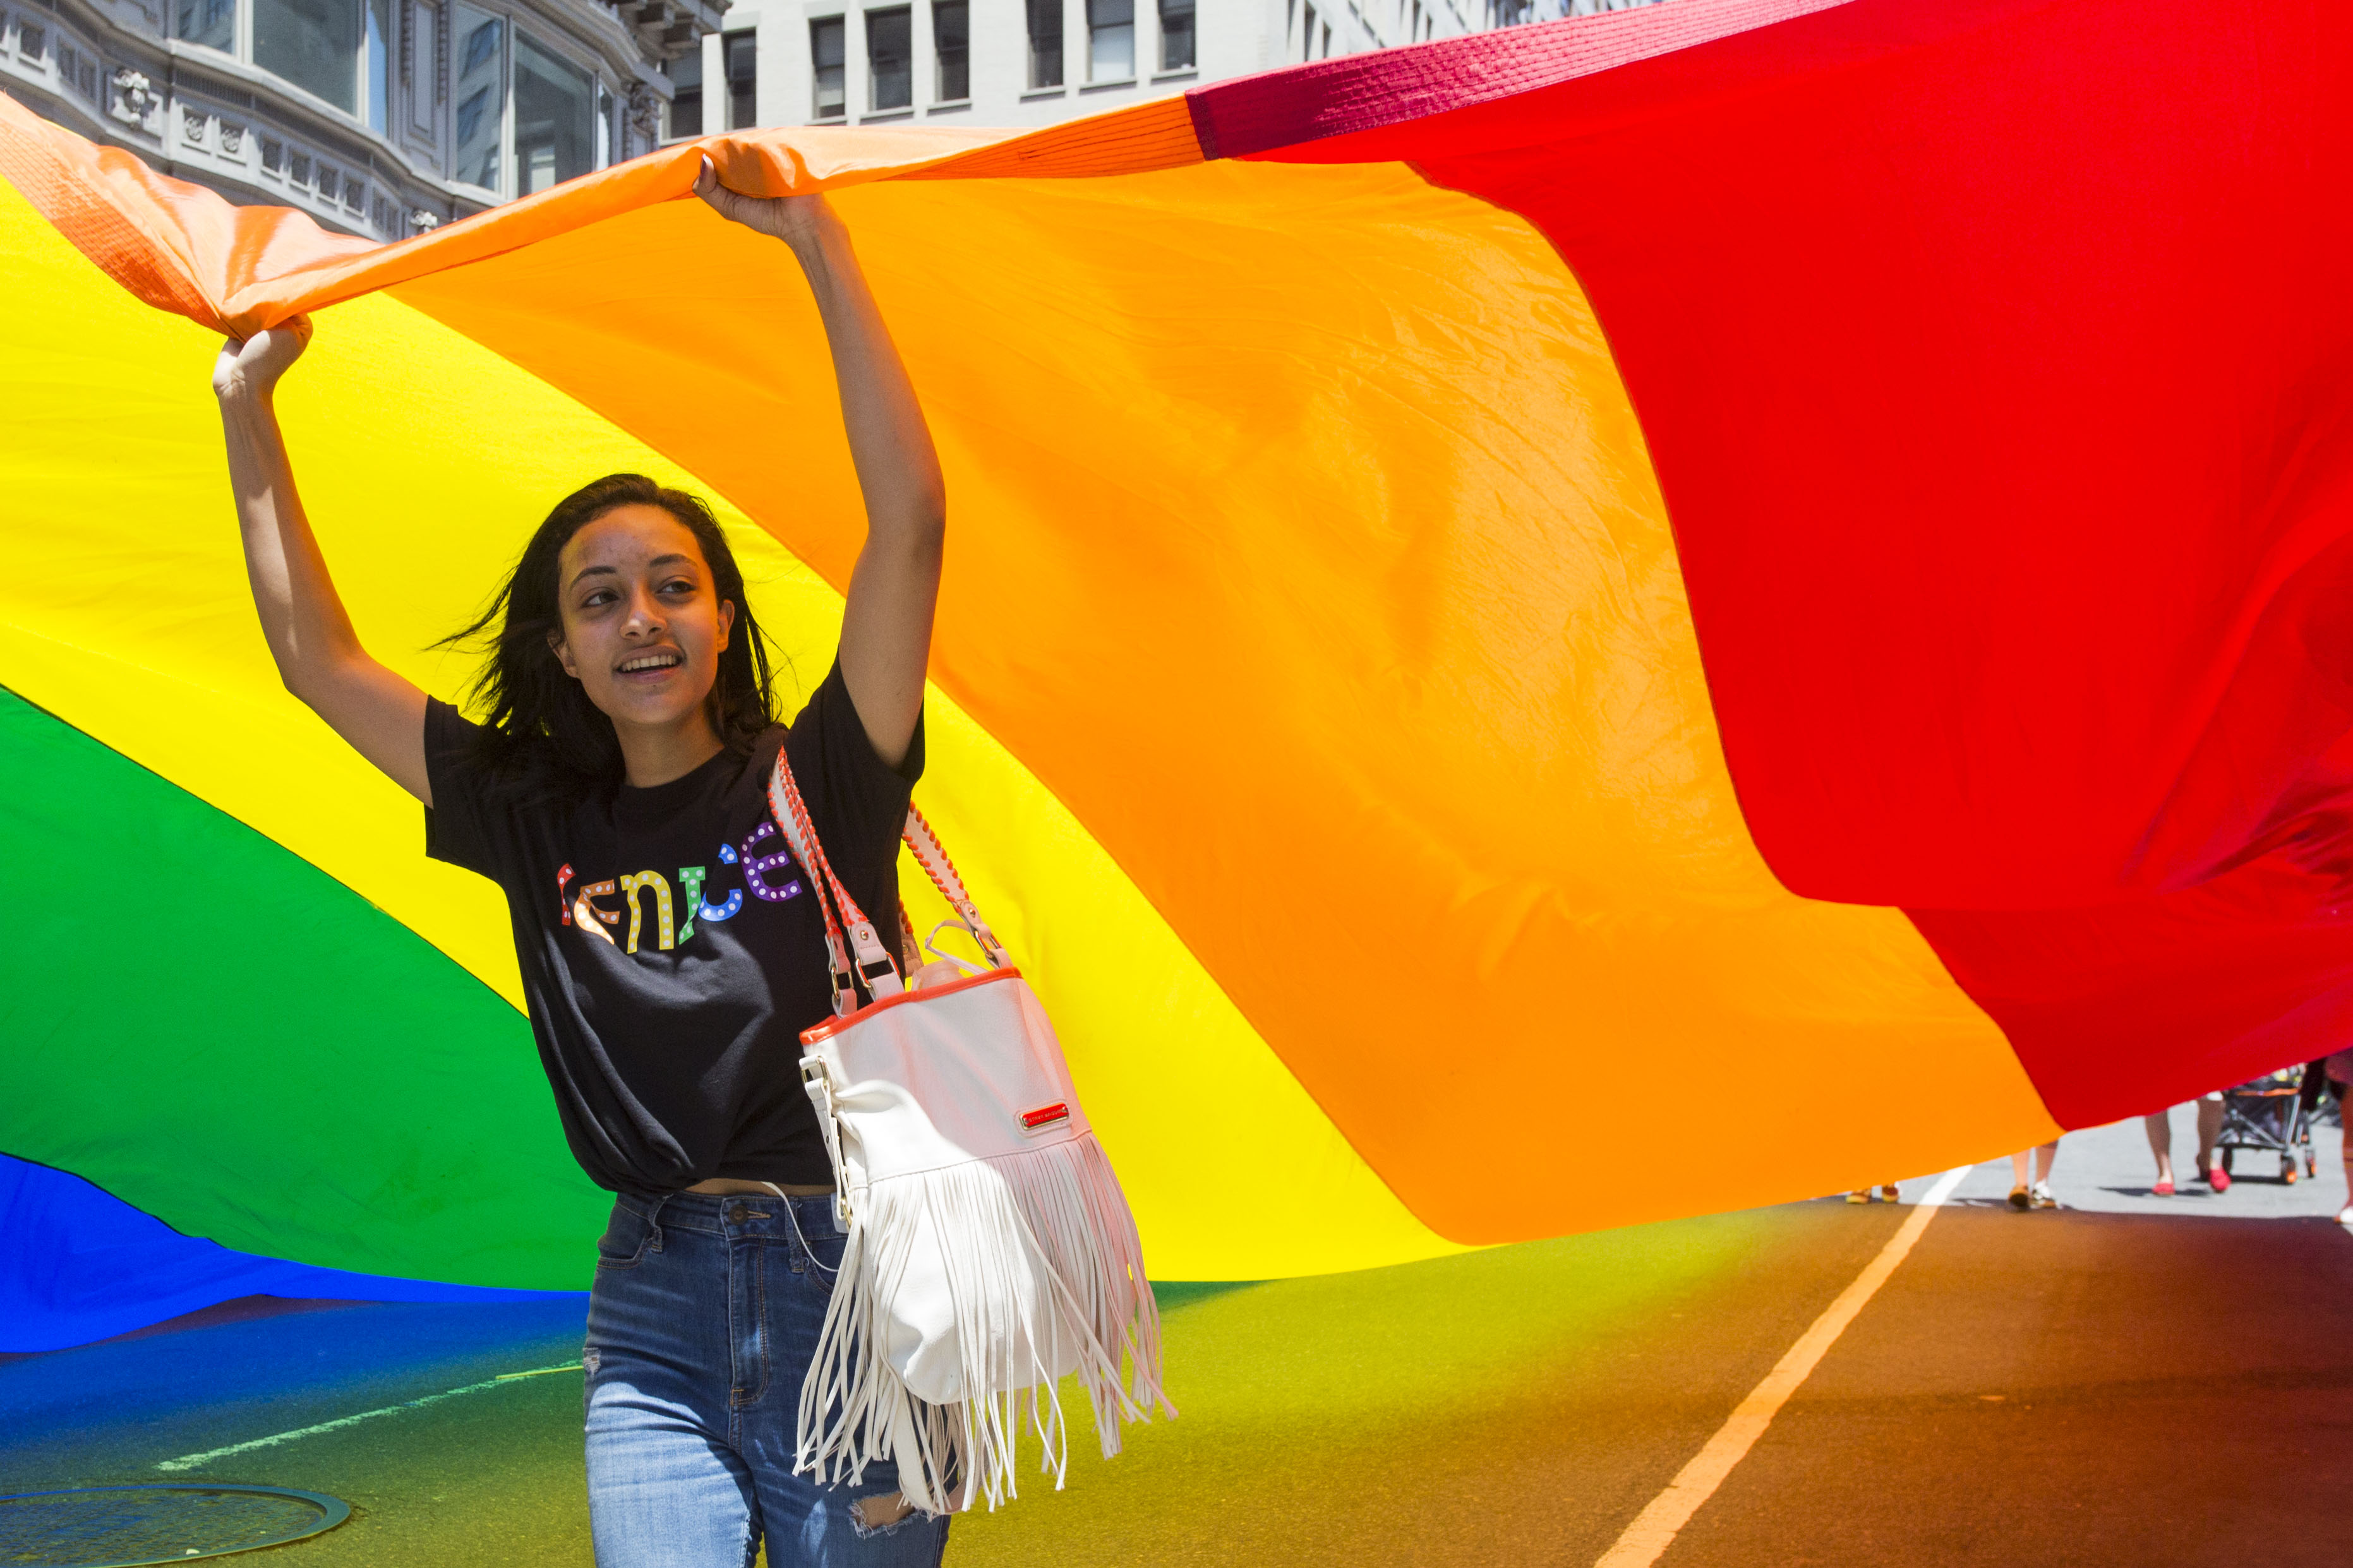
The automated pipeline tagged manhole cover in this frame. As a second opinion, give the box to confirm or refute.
[0,1485,350,1567]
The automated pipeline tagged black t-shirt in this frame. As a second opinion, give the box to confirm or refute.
[423,660,920,1194]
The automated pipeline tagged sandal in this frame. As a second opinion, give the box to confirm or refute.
[2008,1185,2031,1211]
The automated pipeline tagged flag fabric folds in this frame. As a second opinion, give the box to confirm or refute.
[4,0,2347,1326]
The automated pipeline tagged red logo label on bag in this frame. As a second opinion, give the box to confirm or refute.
[1020,1103,1070,1131]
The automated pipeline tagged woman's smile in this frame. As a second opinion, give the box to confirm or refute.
[617,647,685,679]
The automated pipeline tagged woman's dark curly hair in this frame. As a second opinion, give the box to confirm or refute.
[443,473,778,791]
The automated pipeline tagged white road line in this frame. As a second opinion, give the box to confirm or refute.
[1593,1164,1976,1568]
[155,1361,582,1473]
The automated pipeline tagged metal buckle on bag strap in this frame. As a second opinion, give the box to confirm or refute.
[819,928,859,1018]
[848,918,903,1000]
[770,748,904,1012]
[901,804,1011,970]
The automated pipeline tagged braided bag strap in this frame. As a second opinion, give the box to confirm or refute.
[767,750,904,1017]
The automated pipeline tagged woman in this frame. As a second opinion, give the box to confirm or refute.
[212,162,950,1566]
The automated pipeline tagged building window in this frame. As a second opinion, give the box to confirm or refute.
[723,29,756,128]
[1085,0,1130,80]
[810,18,845,119]
[1026,0,1061,88]
[867,6,910,111]
[450,4,504,189]
[666,47,702,137]
[241,0,394,126]
[932,0,966,100]
[61,45,99,99]
[513,31,592,192]
[1157,0,1191,69]
[255,0,364,112]
[364,0,390,131]
[176,0,235,52]
[407,1,437,135]
[1300,1,1315,57]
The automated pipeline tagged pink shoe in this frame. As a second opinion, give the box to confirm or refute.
[2209,1165,2232,1193]
[2152,1179,2175,1196]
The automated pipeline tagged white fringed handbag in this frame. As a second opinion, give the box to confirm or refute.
[767,752,1173,1515]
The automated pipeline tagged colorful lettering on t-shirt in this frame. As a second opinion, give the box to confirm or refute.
[675,866,704,945]
[574,878,620,943]
[740,820,805,904]
[700,844,746,921]
[675,854,742,947]
[567,830,790,955]
[618,870,675,954]
[679,844,745,946]
[557,863,575,926]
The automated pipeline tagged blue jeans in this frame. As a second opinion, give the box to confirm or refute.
[583,1191,951,1568]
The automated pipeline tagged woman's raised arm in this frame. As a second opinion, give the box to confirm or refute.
[215,323,432,803]
[695,162,945,770]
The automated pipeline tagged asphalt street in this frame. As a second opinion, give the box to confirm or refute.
[4,1112,2346,1567]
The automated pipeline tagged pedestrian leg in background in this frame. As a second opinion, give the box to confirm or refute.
[2143,1108,2178,1195]
[2327,1050,2353,1228]
[2009,1140,2060,1211]
[2340,1094,2351,1230]
[2191,1092,2229,1193]
[1844,1182,1901,1204]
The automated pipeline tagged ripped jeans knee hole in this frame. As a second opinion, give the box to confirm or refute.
[848,1492,921,1538]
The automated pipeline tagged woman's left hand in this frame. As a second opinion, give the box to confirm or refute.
[693,155,830,250]
[692,150,939,770]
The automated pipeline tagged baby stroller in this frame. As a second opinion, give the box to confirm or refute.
[2216,1065,2319,1183]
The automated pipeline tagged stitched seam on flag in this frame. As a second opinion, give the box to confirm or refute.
[0,101,219,323]
[1191,0,1855,160]
[901,95,1204,180]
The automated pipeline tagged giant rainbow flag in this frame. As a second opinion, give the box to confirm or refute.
[6,0,2350,1346]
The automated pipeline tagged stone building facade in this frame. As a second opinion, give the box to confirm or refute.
[0,0,728,237]
[0,0,1654,242]
[659,0,1654,139]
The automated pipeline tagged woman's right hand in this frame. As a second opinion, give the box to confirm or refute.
[213,316,313,402]
[211,307,430,805]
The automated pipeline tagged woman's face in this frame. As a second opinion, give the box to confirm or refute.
[550,505,737,736]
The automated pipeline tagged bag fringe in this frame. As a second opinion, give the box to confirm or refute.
[795,1130,1176,1514]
